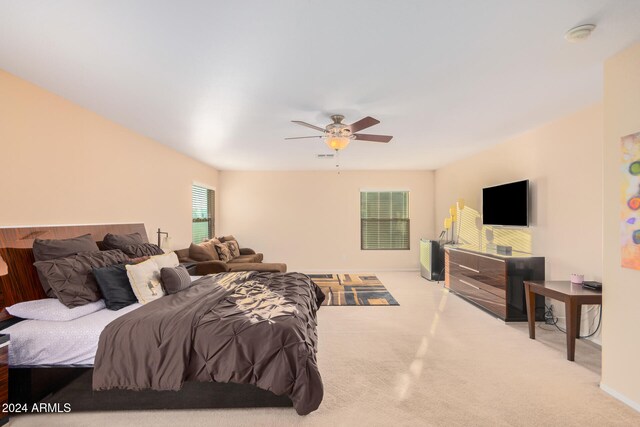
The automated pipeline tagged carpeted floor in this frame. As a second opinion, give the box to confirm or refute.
[308,273,399,306]
[10,272,640,426]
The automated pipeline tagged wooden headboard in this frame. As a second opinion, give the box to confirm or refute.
[0,223,147,318]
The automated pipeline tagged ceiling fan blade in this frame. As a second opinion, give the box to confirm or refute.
[284,136,323,140]
[291,120,326,133]
[353,133,393,143]
[349,116,380,133]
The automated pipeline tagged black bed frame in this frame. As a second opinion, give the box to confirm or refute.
[10,367,292,411]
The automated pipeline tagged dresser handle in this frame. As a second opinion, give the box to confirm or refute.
[459,279,480,290]
[459,265,480,273]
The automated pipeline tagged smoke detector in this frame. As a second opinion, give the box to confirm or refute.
[565,24,596,43]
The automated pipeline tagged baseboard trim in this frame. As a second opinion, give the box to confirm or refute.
[600,383,640,413]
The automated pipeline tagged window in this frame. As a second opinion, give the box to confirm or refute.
[192,184,215,243]
[361,191,410,250]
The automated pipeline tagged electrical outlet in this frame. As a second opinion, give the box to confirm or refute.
[544,304,555,325]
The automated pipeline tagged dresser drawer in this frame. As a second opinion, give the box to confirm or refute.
[449,276,507,318]
[449,261,479,279]
[477,255,507,291]
[450,273,506,299]
[449,250,479,272]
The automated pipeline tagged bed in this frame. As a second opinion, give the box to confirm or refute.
[0,224,324,415]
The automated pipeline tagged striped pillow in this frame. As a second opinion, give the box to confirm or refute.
[214,242,233,262]
[160,265,192,294]
[225,240,240,258]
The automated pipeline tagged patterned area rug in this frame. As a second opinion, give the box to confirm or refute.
[307,273,399,306]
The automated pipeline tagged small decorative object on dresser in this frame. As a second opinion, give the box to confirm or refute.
[0,334,8,426]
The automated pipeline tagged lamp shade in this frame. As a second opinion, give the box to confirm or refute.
[444,217,452,229]
[0,255,8,276]
[161,236,173,251]
[326,136,350,151]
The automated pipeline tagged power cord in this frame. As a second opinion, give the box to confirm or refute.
[437,265,446,285]
[538,304,602,338]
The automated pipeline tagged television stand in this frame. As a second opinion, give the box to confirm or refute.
[444,247,545,321]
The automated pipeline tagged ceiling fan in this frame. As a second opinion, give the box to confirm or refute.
[286,114,393,151]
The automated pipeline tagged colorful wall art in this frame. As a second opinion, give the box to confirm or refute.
[621,131,640,270]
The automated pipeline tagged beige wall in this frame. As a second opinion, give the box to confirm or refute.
[0,70,218,248]
[219,171,435,271]
[435,104,603,279]
[435,104,604,338]
[601,42,640,410]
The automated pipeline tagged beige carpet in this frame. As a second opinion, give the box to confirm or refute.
[10,272,640,426]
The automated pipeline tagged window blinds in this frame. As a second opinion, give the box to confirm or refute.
[361,191,410,250]
[192,185,215,243]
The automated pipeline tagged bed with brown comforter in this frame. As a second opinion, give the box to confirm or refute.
[92,271,325,415]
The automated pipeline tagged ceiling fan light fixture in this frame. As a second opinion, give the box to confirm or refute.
[326,135,351,151]
[288,114,392,149]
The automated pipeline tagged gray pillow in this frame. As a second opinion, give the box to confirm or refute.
[122,243,164,258]
[102,233,144,251]
[161,265,192,294]
[93,264,138,310]
[33,250,129,308]
[32,234,100,296]
[32,234,99,261]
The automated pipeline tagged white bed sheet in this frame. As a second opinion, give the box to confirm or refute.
[4,303,141,366]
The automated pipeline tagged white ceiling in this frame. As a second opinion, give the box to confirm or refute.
[1,1,639,170]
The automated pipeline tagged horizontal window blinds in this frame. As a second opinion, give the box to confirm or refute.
[361,191,410,250]
[192,185,215,243]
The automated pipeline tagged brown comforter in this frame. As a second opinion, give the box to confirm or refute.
[93,271,325,415]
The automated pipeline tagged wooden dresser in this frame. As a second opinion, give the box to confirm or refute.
[445,247,545,321]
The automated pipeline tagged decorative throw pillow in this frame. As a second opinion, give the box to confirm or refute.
[125,259,165,304]
[93,264,139,310]
[32,234,101,297]
[122,243,164,258]
[150,251,179,269]
[189,240,220,262]
[33,249,129,308]
[128,256,150,264]
[217,235,237,244]
[160,265,192,294]
[6,298,105,321]
[102,232,145,251]
[214,242,233,262]
[225,240,240,258]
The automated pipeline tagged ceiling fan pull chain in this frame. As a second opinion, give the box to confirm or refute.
[336,149,341,174]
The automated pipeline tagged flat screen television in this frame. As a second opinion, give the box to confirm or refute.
[482,180,529,227]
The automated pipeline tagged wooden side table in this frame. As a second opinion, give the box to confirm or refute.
[0,334,8,425]
[523,281,602,361]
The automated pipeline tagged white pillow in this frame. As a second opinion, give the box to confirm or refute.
[150,251,179,269]
[6,298,105,321]
[126,258,165,304]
